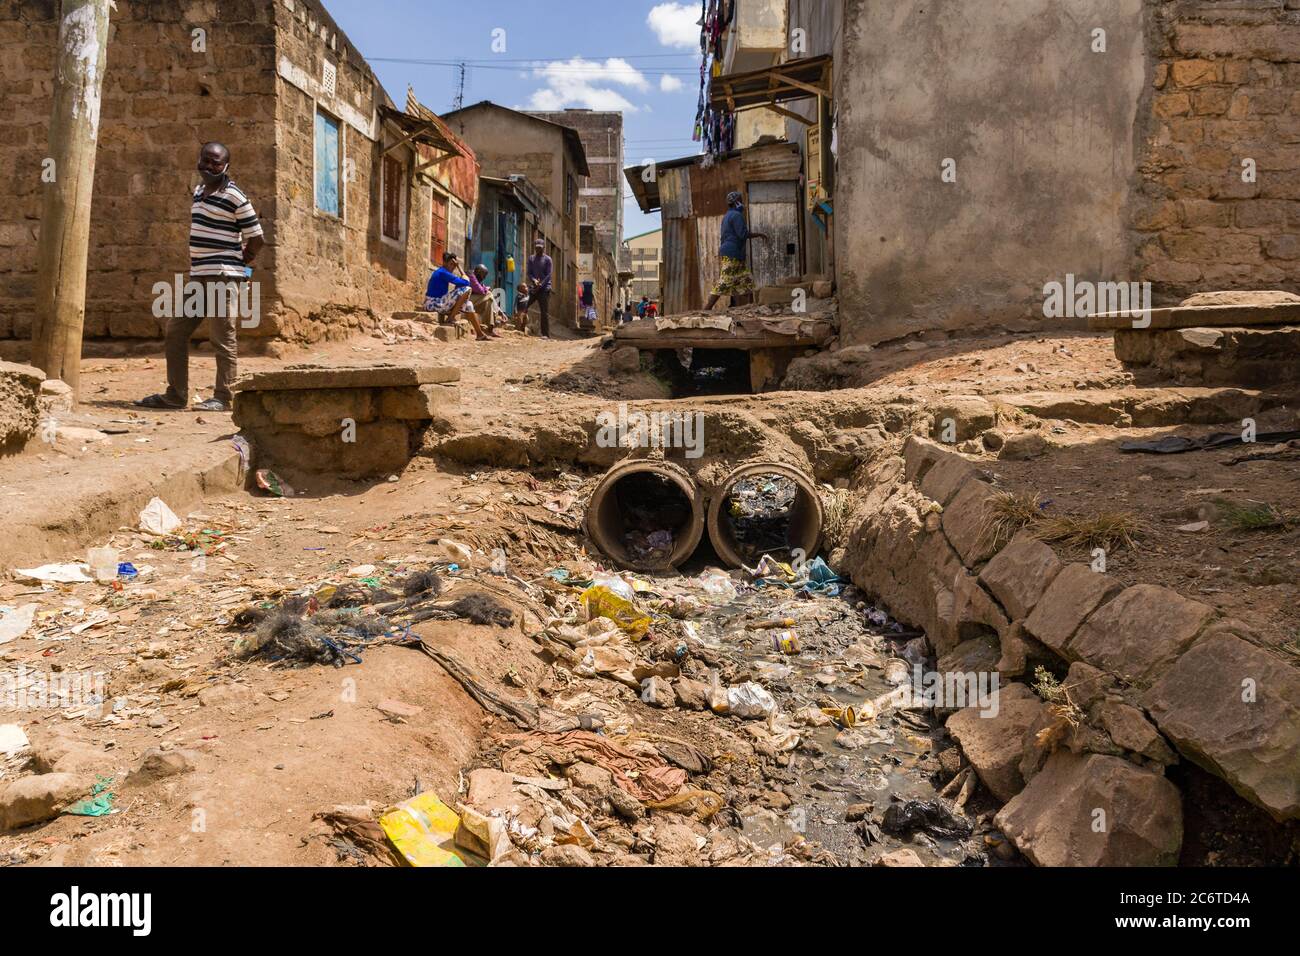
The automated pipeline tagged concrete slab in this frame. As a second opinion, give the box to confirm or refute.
[233,364,461,392]
[1089,301,1300,331]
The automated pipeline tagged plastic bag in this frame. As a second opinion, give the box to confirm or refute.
[727,682,777,720]
[580,585,651,639]
[379,792,473,867]
[138,497,181,536]
[696,569,737,605]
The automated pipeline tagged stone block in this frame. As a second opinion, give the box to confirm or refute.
[261,388,375,427]
[1022,564,1123,656]
[379,384,460,420]
[235,364,460,392]
[994,751,1182,867]
[1144,631,1300,821]
[978,531,1062,620]
[1070,584,1215,683]
[941,479,1001,567]
[947,683,1044,802]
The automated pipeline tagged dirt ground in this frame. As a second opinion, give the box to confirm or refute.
[1,325,1296,866]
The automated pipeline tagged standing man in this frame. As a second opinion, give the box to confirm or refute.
[526,238,553,339]
[637,295,649,319]
[704,190,768,311]
[138,142,263,411]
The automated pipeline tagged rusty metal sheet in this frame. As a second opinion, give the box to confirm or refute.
[690,157,742,218]
[740,142,803,182]
[659,167,693,220]
[694,214,722,311]
[663,218,693,315]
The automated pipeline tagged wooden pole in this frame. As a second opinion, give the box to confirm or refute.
[31,0,112,401]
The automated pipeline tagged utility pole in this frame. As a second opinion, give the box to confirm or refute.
[31,0,113,401]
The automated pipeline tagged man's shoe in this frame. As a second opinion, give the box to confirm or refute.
[135,394,185,409]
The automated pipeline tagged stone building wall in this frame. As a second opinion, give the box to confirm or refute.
[1133,1,1300,299]
[833,0,1299,348]
[267,0,432,342]
[0,0,440,346]
[0,0,278,341]
[528,109,624,258]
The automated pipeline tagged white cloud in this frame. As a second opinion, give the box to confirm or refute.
[647,2,700,50]
[526,57,649,112]
[659,74,684,93]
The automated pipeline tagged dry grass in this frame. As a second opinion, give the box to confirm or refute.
[1215,498,1292,533]
[1032,510,1144,553]
[821,488,855,550]
[986,490,1044,549]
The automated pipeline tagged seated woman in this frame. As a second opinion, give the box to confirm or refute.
[468,265,502,337]
[425,252,488,341]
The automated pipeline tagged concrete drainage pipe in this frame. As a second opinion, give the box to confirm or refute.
[584,459,705,571]
[707,461,824,569]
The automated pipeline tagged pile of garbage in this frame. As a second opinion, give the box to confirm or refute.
[318,551,992,868]
[726,476,798,562]
[229,562,515,667]
[614,473,689,564]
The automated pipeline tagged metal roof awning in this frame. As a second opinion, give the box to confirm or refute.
[708,54,833,124]
[378,104,462,170]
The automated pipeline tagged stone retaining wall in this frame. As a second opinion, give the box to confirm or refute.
[839,434,1299,863]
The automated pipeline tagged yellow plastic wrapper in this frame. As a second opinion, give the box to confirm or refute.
[379,792,473,867]
[580,585,651,639]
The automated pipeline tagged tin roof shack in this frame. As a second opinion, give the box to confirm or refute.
[626,142,805,315]
[0,0,461,348]
[443,102,590,329]
[621,142,833,394]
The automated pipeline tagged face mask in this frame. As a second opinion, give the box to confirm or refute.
[198,163,228,185]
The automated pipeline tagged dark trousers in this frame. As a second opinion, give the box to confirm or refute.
[530,289,551,337]
[164,279,241,406]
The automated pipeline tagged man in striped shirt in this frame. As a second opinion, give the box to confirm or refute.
[137,142,264,411]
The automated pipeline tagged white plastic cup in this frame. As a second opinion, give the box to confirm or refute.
[87,547,119,583]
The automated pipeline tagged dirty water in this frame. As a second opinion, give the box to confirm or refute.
[673,577,987,866]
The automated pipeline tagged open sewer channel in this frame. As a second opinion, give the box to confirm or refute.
[658,571,997,866]
[463,552,1009,866]
[456,466,1009,866]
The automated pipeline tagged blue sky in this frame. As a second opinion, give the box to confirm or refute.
[324,0,707,238]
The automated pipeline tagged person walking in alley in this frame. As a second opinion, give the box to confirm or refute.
[137,142,263,412]
[637,295,650,319]
[704,190,768,311]
[526,239,553,339]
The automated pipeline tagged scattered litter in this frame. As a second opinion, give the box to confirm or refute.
[15,563,93,584]
[66,775,116,817]
[0,604,37,645]
[379,792,476,867]
[0,724,30,756]
[138,497,182,536]
[255,469,294,497]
